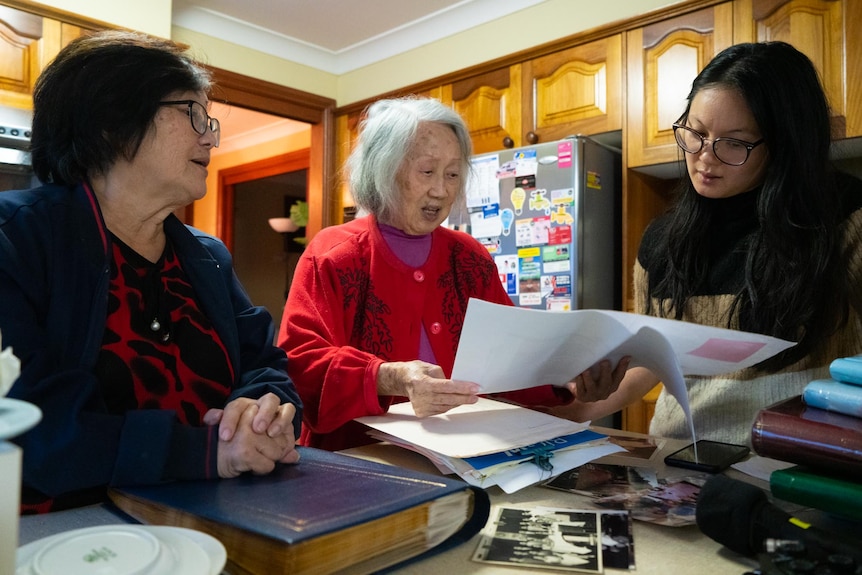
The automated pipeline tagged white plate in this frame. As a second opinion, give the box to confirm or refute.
[16,525,227,575]
[0,398,41,441]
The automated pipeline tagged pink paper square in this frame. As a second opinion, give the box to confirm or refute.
[687,338,766,363]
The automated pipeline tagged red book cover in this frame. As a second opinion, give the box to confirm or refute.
[751,395,862,476]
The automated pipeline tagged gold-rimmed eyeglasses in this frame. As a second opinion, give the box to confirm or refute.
[159,100,220,147]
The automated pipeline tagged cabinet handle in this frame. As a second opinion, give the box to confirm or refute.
[526,131,539,145]
[502,136,514,149]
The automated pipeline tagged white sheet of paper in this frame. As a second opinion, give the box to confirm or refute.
[450,299,797,436]
[356,397,588,458]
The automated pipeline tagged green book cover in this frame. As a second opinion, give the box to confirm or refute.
[771,465,862,521]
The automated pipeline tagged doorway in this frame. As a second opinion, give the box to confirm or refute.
[232,169,307,332]
[218,150,310,333]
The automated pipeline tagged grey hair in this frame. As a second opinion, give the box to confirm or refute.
[347,96,473,220]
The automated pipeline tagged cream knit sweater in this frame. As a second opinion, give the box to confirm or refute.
[637,205,862,446]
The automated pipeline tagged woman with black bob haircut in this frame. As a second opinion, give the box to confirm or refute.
[553,41,862,445]
[1,30,303,513]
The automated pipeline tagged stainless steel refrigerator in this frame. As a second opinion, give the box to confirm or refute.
[454,135,621,311]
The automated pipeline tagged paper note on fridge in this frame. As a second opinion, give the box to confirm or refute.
[451,299,796,421]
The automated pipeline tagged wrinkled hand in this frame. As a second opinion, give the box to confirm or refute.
[203,392,295,442]
[378,360,480,418]
[563,356,631,403]
[205,393,300,478]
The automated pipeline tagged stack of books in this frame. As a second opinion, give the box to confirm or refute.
[751,355,862,522]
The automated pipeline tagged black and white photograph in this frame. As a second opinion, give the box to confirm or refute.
[472,507,611,573]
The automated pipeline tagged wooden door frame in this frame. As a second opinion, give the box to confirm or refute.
[217,150,309,252]
[209,68,336,243]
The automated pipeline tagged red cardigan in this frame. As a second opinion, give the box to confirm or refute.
[279,216,570,450]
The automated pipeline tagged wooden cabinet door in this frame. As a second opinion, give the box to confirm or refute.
[0,8,86,112]
[0,6,42,110]
[523,34,623,145]
[450,66,522,155]
[626,3,734,168]
[740,0,850,138]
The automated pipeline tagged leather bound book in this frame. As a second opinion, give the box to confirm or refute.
[751,395,862,476]
[770,465,862,521]
[108,446,490,575]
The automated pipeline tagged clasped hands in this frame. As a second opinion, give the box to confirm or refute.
[202,392,299,479]
[380,356,631,418]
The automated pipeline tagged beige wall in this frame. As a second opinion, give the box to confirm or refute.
[172,27,338,103]
[173,0,684,106]
[29,0,684,105]
[336,0,683,105]
[28,0,170,37]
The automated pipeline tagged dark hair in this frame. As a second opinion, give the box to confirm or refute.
[30,30,212,185]
[651,41,846,369]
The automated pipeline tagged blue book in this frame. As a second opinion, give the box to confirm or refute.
[828,355,862,387]
[803,378,862,418]
[109,446,489,575]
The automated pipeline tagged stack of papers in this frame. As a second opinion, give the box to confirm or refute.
[356,398,624,493]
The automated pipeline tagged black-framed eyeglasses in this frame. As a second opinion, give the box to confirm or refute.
[159,100,220,147]
[672,123,763,166]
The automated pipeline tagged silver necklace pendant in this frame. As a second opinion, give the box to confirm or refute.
[150,318,161,332]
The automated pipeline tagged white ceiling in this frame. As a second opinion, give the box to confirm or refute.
[173,0,548,75]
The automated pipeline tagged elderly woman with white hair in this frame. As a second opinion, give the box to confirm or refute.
[278,96,629,451]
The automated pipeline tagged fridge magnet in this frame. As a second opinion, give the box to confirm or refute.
[551,273,572,297]
[500,208,515,236]
[510,187,526,215]
[468,203,503,238]
[529,189,552,215]
[542,245,571,274]
[557,139,574,168]
[495,255,519,296]
[548,224,572,245]
[516,174,537,190]
[496,160,517,178]
[466,153,501,208]
[551,204,574,226]
[551,187,575,204]
[546,297,572,311]
[517,253,541,306]
[513,149,538,176]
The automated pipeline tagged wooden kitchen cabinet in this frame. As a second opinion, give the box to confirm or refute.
[448,66,522,155]
[522,34,623,146]
[741,0,855,139]
[0,7,86,111]
[0,6,43,110]
[626,3,734,168]
[447,34,623,155]
[627,0,856,168]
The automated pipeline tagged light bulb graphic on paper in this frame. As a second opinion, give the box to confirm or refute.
[511,187,526,215]
[500,208,514,236]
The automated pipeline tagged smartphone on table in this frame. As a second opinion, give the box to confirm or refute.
[664,440,750,473]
